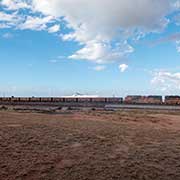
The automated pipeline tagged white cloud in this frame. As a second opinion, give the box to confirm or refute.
[1,0,30,10]
[151,70,180,91]
[48,24,60,33]
[0,11,19,22]
[93,65,106,71]
[18,15,53,31]
[119,64,128,72]
[0,0,179,65]
[31,0,173,64]
[69,40,134,64]
[32,0,171,33]
[0,11,23,29]
[0,4,60,34]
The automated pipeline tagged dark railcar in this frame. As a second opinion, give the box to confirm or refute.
[1,97,11,102]
[40,97,52,102]
[106,97,123,103]
[78,98,91,102]
[165,96,180,105]
[146,96,162,104]
[65,98,78,102]
[91,98,106,103]
[124,96,144,104]
[52,98,65,102]
[29,97,41,102]
[19,97,30,102]
[125,95,162,104]
[11,97,21,102]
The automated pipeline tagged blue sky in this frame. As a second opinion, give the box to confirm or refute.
[0,0,180,97]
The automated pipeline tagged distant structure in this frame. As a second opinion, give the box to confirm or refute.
[62,92,99,98]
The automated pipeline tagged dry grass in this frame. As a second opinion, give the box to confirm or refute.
[1,108,180,180]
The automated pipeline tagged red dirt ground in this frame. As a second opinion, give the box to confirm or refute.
[1,109,180,180]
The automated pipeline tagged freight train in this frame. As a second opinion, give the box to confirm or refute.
[1,95,180,105]
[0,97,123,104]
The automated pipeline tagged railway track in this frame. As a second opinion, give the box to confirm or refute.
[1,101,180,111]
[105,104,180,110]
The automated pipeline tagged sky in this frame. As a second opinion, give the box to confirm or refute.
[0,0,180,97]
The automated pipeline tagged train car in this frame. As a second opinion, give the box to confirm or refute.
[124,96,145,104]
[65,98,78,102]
[29,97,41,102]
[124,95,162,104]
[52,98,65,102]
[40,97,52,102]
[78,98,91,103]
[1,97,11,102]
[106,97,123,103]
[91,98,106,103]
[19,97,30,102]
[165,96,180,105]
[146,96,162,104]
[11,97,21,102]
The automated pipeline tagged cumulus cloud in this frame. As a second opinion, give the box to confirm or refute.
[31,0,174,64]
[0,0,30,10]
[32,0,171,32]
[69,40,134,64]
[0,11,24,29]
[151,70,180,91]
[0,0,179,65]
[48,24,60,33]
[0,1,59,33]
[0,11,20,23]
[119,64,128,72]
[18,16,53,31]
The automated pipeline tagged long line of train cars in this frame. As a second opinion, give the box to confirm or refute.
[0,95,180,105]
[0,97,123,104]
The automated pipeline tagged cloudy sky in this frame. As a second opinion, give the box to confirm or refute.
[0,0,180,97]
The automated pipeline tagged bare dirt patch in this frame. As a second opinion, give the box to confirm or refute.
[1,109,180,180]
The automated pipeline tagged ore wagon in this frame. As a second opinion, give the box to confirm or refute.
[146,96,162,104]
[78,98,92,102]
[124,96,145,104]
[106,97,123,103]
[91,98,106,103]
[165,96,180,105]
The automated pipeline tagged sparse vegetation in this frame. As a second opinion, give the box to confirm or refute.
[1,108,180,180]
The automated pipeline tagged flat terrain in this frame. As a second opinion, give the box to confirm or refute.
[1,108,180,180]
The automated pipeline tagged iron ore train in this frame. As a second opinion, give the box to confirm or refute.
[0,97,123,104]
[0,95,180,105]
